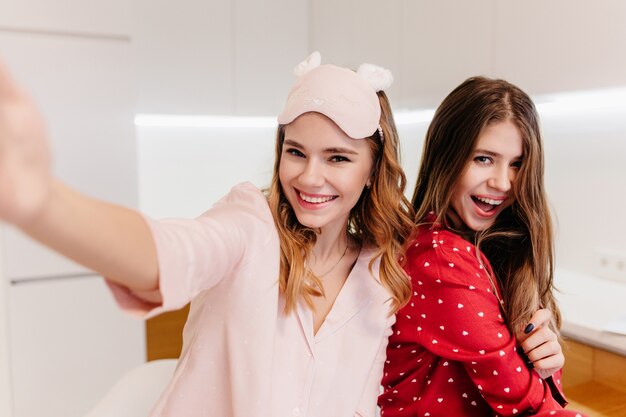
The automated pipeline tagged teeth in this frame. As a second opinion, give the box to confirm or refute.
[299,192,334,204]
[476,196,503,206]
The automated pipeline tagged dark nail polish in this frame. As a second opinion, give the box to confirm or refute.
[517,346,531,363]
[524,323,534,334]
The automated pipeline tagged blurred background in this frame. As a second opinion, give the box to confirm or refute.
[0,1,625,416]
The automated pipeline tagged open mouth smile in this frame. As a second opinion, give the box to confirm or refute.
[471,195,505,214]
[296,189,338,205]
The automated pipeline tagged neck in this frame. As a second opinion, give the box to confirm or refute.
[312,221,349,261]
[446,207,463,229]
[445,209,476,242]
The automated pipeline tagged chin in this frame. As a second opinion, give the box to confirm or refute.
[292,212,323,229]
[471,219,496,232]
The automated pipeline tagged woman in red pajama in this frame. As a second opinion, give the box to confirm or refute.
[379,77,586,417]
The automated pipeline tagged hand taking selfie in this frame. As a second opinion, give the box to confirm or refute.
[0,59,51,225]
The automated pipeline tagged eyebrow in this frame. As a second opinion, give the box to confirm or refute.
[283,139,359,155]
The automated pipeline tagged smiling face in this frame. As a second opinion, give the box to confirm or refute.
[450,120,524,232]
[278,112,374,233]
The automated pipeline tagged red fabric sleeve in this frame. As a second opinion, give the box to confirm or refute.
[402,233,562,415]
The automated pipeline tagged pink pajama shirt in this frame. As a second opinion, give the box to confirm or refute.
[107,182,395,417]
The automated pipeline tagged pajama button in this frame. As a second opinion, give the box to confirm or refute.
[292,407,301,416]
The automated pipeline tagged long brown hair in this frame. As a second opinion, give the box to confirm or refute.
[267,91,414,314]
[411,76,560,334]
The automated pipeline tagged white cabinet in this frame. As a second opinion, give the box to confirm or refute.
[133,0,309,116]
[310,0,626,108]
[0,32,137,282]
[7,277,144,417]
[133,0,234,115]
[309,0,403,104]
[399,0,495,108]
[493,0,626,95]
[0,0,133,36]
[0,252,12,417]
[232,0,308,116]
[0,28,144,417]
[309,0,496,109]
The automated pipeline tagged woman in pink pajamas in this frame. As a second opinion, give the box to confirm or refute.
[0,52,413,417]
[379,77,587,417]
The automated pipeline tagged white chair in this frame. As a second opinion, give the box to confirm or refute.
[84,359,177,417]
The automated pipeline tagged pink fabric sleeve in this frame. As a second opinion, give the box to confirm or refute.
[106,183,275,319]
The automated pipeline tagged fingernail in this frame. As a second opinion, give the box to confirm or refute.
[524,323,534,334]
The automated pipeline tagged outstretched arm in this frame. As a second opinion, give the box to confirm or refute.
[0,59,158,291]
[22,181,159,290]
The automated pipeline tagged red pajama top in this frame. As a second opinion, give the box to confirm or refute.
[378,221,583,417]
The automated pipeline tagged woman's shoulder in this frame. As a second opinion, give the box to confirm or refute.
[403,225,483,285]
[202,182,273,222]
[405,223,474,257]
[188,182,277,250]
[214,182,269,208]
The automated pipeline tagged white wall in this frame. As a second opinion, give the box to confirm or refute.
[137,121,427,217]
[542,105,626,276]
[137,125,276,217]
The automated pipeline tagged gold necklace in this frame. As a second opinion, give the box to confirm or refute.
[312,242,349,278]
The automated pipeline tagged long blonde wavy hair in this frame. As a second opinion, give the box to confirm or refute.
[411,76,561,334]
[267,91,414,314]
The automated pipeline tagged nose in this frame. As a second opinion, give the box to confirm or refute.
[298,158,325,188]
[487,165,514,192]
